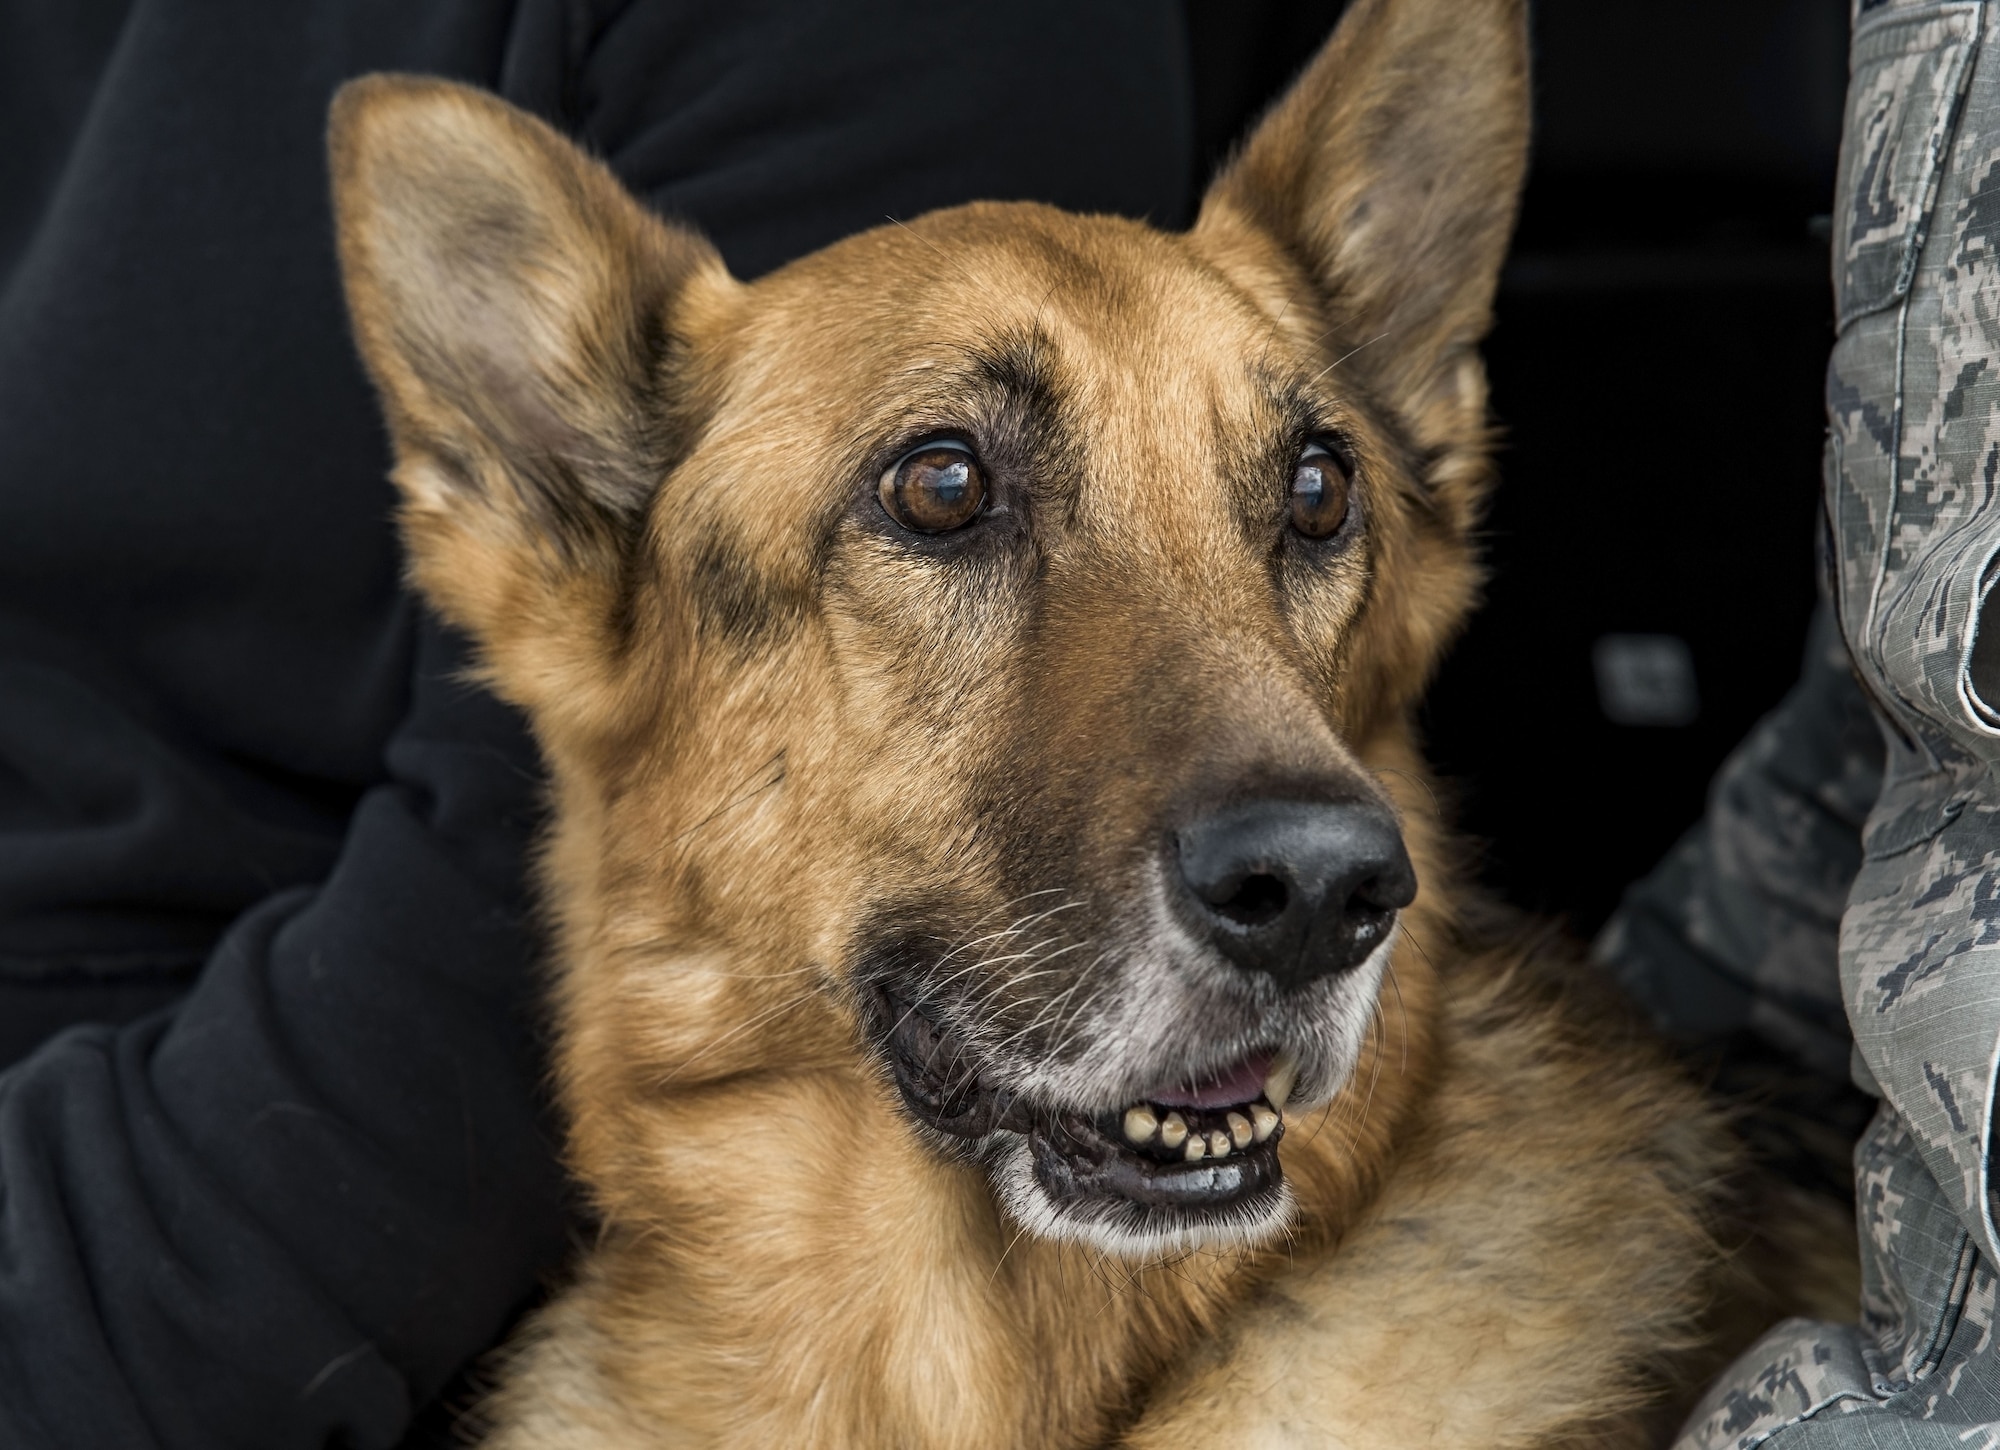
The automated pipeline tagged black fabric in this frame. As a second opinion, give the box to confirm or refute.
[0,3,1192,1446]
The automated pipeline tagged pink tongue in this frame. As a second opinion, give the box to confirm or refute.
[1147,1052,1274,1109]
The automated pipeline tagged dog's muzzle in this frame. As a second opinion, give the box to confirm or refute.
[866,794,1409,1231]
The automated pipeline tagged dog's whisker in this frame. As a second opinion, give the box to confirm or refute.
[1039,950,1113,1037]
[1353,997,1389,1129]
[927,891,1067,952]
[1369,763,1444,820]
[1383,953,1411,1074]
[883,213,949,260]
[665,751,787,856]
[969,938,1076,976]
[925,901,1084,975]
[891,959,991,1033]
[988,1220,1032,1285]
[982,956,1106,1058]
[1307,328,1391,386]
[1296,1093,1343,1159]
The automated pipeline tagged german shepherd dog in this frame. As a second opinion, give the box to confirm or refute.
[329,0,1793,1443]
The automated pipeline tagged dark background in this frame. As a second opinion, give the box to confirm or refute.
[1188,0,1848,935]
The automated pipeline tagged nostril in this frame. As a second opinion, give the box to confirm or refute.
[1351,872,1399,913]
[1209,872,1288,928]
[1176,797,1414,987]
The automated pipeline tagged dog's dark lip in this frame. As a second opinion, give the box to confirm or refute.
[877,987,1034,1137]
[874,986,1287,1216]
[1031,1112,1283,1213]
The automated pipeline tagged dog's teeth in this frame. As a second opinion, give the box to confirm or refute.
[1251,1103,1280,1142]
[1123,1105,1159,1144]
[1208,1130,1230,1157]
[1159,1112,1188,1150]
[1184,1133,1207,1162]
[1264,1051,1299,1110]
[1226,1112,1252,1149]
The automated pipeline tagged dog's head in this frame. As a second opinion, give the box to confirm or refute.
[332,0,1527,1258]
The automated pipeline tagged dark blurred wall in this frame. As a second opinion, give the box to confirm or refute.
[1188,0,1849,933]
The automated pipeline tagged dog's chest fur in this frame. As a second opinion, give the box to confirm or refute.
[478,821,1739,1448]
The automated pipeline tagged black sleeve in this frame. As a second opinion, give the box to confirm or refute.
[0,618,572,1450]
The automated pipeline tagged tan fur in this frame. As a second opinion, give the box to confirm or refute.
[329,2,1821,1444]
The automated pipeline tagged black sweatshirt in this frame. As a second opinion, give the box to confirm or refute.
[0,4,1191,1445]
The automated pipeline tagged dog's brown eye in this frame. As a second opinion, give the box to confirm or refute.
[879,443,988,534]
[1290,444,1350,539]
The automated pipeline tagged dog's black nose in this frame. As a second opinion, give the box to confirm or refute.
[1173,799,1416,989]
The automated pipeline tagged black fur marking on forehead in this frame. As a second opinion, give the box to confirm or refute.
[965,325,1084,527]
[969,327,1060,410]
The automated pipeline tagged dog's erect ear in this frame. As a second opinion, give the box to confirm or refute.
[331,75,731,725]
[1198,0,1528,425]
